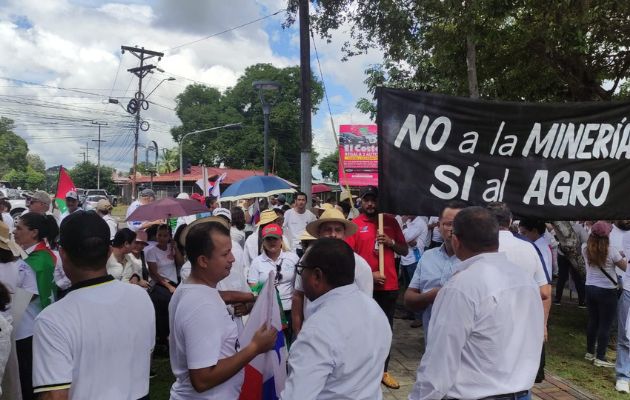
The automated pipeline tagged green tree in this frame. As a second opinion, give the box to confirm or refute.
[158,148,179,174]
[27,153,46,173]
[318,151,339,180]
[69,161,116,193]
[293,0,630,108]
[171,63,324,183]
[0,117,28,176]
[2,166,46,190]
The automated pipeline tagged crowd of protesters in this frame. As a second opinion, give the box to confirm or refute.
[0,185,628,399]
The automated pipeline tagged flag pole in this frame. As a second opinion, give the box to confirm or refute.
[378,213,384,276]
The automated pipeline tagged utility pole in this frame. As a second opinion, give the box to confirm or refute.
[121,45,164,199]
[299,0,313,204]
[79,152,87,163]
[92,121,108,189]
[82,142,94,162]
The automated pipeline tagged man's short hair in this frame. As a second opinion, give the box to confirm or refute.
[486,201,512,228]
[59,211,111,270]
[519,218,547,235]
[439,200,468,219]
[185,221,230,268]
[295,191,307,201]
[301,238,354,288]
[452,206,499,253]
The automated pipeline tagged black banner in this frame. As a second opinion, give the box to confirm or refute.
[377,87,630,220]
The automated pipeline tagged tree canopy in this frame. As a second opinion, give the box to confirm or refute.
[0,117,28,177]
[171,63,324,183]
[69,161,116,193]
[318,150,338,180]
[293,0,630,113]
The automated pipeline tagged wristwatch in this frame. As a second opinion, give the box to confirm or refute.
[390,239,395,247]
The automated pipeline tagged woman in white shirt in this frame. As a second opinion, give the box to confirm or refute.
[248,223,298,341]
[146,224,180,347]
[583,221,627,367]
[107,228,147,286]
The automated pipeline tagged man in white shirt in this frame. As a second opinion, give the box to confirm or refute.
[409,207,544,400]
[59,191,80,224]
[519,218,553,282]
[291,208,374,335]
[283,191,317,251]
[399,215,428,324]
[95,199,118,240]
[32,211,155,400]
[169,217,277,399]
[126,189,161,232]
[281,238,391,399]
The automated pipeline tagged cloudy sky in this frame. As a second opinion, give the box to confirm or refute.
[0,0,380,178]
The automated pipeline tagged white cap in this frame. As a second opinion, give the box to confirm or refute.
[176,193,190,200]
[65,190,78,200]
[212,207,231,222]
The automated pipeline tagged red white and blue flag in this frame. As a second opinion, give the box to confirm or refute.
[239,271,287,399]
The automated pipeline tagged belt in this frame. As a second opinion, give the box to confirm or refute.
[444,390,529,400]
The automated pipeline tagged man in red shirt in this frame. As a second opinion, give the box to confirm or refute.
[346,185,408,389]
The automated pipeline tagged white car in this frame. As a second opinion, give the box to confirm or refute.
[0,188,27,221]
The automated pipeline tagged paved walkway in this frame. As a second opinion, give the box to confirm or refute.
[383,319,600,400]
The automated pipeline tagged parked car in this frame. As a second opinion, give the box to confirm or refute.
[75,188,87,204]
[85,189,118,207]
[0,188,27,221]
[82,195,108,211]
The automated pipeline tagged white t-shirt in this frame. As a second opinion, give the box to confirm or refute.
[32,278,155,400]
[169,284,242,400]
[248,251,298,311]
[146,244,178,284]
[533,236,553,281]
[295,253,374,320]
[498,231,548,287]
[102,214,118,241]
[1,212,13,231]
[400,217,428,266]
[106,253,143,283]
[0,259,38,296]
[583,243,623,289]
[282,208,317,250]
[230,227,246,250]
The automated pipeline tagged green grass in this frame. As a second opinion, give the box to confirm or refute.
[546,301,624,398]
[150,355,175,399]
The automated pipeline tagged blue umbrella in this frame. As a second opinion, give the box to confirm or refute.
[220,175,296,201]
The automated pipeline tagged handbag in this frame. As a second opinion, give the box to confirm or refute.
[599,266,623,297]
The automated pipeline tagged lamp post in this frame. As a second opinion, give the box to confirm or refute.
[146,77,176,98]
[252,80,281,175]
[179,123,242,192]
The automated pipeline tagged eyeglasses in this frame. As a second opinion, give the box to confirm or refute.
[275,260,283,283]
[295,261,315,275]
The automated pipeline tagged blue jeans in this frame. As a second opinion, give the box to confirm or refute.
[401,263,422,320]
[585,285,618,360]
[617,289,630,380]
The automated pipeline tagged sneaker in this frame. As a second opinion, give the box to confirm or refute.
[594,358,615,368]
[149,369,157,379]
[381,372,400,389]
[616,379,630,393]
[553,301,561,306]
[578,303,587,309]
[584,352,595,361]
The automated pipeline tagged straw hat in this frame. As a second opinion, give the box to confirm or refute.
[0,222,27,258]
[179,216,230,247]
[306,208,357,238]
[257,209,280,226]
[299,230,317,242]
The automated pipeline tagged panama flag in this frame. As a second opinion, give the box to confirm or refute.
[239,271,287,400]
[54,167,77,219]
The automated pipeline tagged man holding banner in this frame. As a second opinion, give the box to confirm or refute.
[345,185,407,389]
[168,217,276,399]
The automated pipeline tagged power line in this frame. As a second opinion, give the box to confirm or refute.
[310,28,339,150]
[164,8,287,53]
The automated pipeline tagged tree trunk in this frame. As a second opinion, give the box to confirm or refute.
[466,35,479,99]
[551,221,586,279]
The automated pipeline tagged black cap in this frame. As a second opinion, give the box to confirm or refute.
[59,211,110,252]
[360,185,378,199]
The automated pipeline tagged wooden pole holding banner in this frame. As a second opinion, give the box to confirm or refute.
[378,213,385,276]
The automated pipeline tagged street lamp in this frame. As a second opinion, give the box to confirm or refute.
[179,123,243,192]
[146,77,176,98]
[252,80,281,175]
